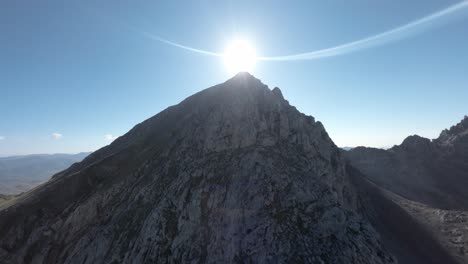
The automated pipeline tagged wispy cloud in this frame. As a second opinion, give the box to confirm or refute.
[104,134,118,142]
[136,1,468,61]
[51,133,63,140]
[0,136,4,140]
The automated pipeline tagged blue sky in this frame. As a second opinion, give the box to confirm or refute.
[1,0,468,155]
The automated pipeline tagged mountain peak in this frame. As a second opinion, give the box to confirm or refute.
[232,71,255,79]
[272,87,284,99]
[220,74,285,104]
[398,135,432,152]
[401,135,430,146]
[226,71,258,82]
[0,76,395,263]
[224,72,264,87]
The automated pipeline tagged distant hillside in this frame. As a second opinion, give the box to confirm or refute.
[0,152,90,195]
[345,116,468,210]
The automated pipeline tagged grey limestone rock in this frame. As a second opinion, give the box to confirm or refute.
[0,73,394,264]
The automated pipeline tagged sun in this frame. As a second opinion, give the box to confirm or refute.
[223,40,257,75]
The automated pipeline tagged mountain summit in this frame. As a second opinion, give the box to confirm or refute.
[0,74,394,263]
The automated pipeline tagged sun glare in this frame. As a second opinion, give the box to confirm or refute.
[223,40,257,74]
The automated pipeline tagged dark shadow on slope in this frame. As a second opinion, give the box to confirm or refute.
[347,164,458,264]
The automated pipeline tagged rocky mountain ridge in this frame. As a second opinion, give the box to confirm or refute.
[0,73,395,263]
[345,116,468,210]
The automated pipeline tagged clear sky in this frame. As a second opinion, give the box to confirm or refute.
[1,0,468,156]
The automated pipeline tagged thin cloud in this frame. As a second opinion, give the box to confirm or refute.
[104,134,118,142]
[259,1,468,61]
[0,136,4,140]
[51,133,63,140]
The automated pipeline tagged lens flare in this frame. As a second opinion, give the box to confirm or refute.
[223,40,257,74]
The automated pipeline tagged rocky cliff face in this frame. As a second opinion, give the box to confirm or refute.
[0,73,394,263]
[345,116,468,210]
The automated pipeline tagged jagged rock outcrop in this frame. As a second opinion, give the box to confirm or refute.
[0,73,394,263]
[345,116,468,210]
[437,116,468,146]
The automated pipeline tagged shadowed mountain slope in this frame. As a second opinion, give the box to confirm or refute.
[347,164,458,264]
[345,117,468,263]
[345,116,468,210]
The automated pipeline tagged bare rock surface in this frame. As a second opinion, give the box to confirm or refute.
[0,73,394,264]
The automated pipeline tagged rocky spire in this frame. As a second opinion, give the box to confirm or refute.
[437,115,468,145]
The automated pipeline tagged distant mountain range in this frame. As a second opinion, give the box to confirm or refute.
[0,153,90,195]
[345,116,468,210]
[345,116,468,263]
[340,146,354,151]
